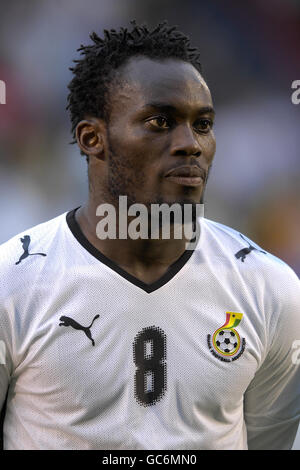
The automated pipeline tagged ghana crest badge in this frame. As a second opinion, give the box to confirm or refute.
[207,312,246,362]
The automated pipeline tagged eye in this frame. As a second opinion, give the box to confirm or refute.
[146,116,170,129]
[194,118,213,133]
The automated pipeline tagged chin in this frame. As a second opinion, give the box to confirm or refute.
[150,196,203,207]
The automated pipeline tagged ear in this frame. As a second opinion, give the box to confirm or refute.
[75,118,107,160]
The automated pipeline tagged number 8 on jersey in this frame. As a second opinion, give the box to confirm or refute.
[133,326,167,407]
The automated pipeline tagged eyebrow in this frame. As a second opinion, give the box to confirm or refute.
[142,102,215,116]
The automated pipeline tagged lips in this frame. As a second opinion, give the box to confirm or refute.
[165,165,206,179]
[164,165,206,187]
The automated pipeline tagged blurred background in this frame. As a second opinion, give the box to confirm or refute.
[0,0,299,449]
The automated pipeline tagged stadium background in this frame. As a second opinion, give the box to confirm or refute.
[0,0,299,449]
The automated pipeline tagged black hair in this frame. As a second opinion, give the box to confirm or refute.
[66,20,202,156]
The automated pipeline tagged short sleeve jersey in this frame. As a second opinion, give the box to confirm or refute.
[0,209,299,450]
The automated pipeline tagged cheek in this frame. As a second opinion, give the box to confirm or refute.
[202,133,216,161]
[107,141,148,192]
[109,126,162,174]
[109,123,143,156]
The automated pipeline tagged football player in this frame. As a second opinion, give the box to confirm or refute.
[0,21,299,450]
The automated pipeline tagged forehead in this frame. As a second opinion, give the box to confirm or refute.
[109,56,213,114]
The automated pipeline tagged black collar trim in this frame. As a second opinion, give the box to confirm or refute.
[66,207,197,294]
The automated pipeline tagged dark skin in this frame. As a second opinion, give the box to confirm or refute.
[75,56,216,284]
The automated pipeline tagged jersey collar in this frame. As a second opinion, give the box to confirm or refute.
[66,207,199,294]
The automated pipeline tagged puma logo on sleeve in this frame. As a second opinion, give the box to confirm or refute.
[235,234,266,263]
[15,235,47,265]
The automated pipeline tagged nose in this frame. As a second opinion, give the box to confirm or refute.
[170,123,201,157]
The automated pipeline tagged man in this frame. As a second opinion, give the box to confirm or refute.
[0,21,299,450]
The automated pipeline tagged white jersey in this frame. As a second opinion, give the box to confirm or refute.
[0,208,299,450]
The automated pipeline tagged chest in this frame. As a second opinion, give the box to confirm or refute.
[12,269,267,417]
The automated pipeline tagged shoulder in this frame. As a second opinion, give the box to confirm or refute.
[202,217,267,254]
[201,217,300,294]
[0,211,69,295]
[201,218,300,345]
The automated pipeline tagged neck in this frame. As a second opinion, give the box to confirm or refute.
[75,195,197,276]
